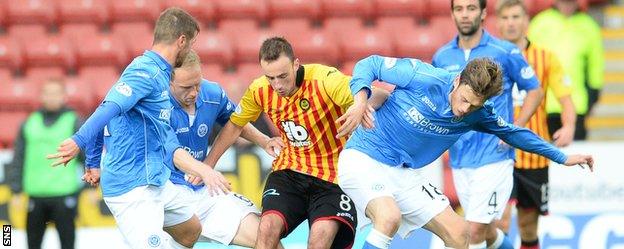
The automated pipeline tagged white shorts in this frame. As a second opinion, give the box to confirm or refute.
[103,180,195,249]
[337,149,450,238]
[452,159,514,224]
[172,184,260,245]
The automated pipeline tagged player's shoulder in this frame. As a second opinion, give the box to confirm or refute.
[121,56,160,79]
[198,79,227,101]
[246,75,270,93]
[433,40,456,58]
[486,35,520,56]
[304,64,344,80]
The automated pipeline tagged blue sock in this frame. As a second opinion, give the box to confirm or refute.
[499,235,513,249]
[363,241,382,249]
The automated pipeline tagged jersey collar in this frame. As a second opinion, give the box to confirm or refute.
[451,29,491,49]
[144,50,173,74]
[295,65,305,87]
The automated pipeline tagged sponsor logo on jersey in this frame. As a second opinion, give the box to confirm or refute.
[114,82,132,97]
[184,146,205,160]
[262,189,280,198]
[497,116,508,127]
[405,107,450,135]
[444,64,461,72]
[176,127,189,134]
[281,120,311,147]
[420,96,437,111]
[197,123,208,137]
[159,108,171,120]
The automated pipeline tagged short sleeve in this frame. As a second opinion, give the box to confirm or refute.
[229,86,263,127]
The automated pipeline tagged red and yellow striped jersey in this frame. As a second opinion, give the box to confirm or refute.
[230,64,353,183]
[513,42,572,169]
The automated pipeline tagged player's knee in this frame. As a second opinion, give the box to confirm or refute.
[468,222,488,242]
[179,222,201,247]
[258,215,284,239]
[372,209,401,235]
[444,220,469,247]
[497,219,510,233]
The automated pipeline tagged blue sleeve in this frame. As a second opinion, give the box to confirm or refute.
[104,69,154,113]
[164,125,183,169]
[505,49,539,91]
[71,101,121,150]
[216,89,236,126]
[350,55,420,97]
[84,129,104,169]
[473,106,567,164]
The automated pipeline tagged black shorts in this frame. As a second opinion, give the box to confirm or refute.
[261,169,357,249]
[510,167,549,215]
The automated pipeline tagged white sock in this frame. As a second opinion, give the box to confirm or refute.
[366,228,392,249]
[487,228,506,249]
[469,241,487,249]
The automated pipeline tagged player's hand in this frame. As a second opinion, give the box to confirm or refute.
[336,102,368,138]
[563,154,594,172]
[362,104,375,130]
[262,137,285,157]
[552,125,574,147]
[198,167,231,196]
[185,174,203,185]
[47,138,81,167]
[82,167,101,187]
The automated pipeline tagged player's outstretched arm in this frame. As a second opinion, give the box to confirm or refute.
[174,148,231,196]
[240,124,284,157]
[204,120,245,167]
[336,90,371,138]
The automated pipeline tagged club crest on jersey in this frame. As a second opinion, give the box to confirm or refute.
[299,98,310,111]
[197,123,208,137]
[451,116,463,123]
[497,116,508,127]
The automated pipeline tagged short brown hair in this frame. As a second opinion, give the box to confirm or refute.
[153,7,200,45]
[459,58,503,100]
[259,37,295,62]
[495,0,528,15]
[451,0,487,10]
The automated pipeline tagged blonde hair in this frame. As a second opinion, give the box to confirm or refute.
[495,0,528,16]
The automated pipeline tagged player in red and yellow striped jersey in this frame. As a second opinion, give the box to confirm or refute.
[204,37,382,249]
[496,1,577,249]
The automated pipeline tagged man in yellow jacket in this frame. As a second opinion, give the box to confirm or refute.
[529,0,604,140]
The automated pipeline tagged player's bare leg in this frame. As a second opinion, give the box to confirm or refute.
[467,221,489,247]
[256,213,285,249]
[497,202,514,233]
[517,208,539,243]
[367,197,402,237]
[423,206,469,249]
[164,215,202,248]
[232,213,284,249]
[307,219,340,249]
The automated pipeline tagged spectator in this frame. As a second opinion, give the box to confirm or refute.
[529,0,604,140]
[8,78,83,249]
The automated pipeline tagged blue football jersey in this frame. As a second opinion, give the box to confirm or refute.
[432,30,539,168]
[98,50,180,197]
[168,79,236,191]
[347,55,566,169]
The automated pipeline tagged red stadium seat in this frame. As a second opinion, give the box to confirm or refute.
[79,66,120,102]
[8,24,48,43]
[394,26,446,61]
[373,0,427,19]
[213,0,269,21]
[0,111,29,148]
[429,16,457,41]
[64,76,96,115]
[231,29,279,64]
[201,64,224,80]
[60,23,101,44]
[109,0,163,23]
[267,0,321,21]
[270,18,312,39]
[236,63,262,80]
[23,35,76,70]
[212,72,250,102]
[163,0,216,22]
[0,3,7,29]
[289,30,340,65]
[111,22,153,58]
[25,67,66,85]
[74,33,128,68]
[320,0,374,19]
[376,16,418,37]
[338,28,394,62]
[428,0,451,17]
[218,19,259,41]
[194,31,234,68]
[324,17,365,37]
[0,36,24,71]
[6,0,57,25]
[56,0,110,25]
[0,78,40,112]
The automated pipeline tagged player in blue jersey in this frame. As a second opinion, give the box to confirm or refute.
[335,55,593,249]
[431,0,544,248]
[47,8,231,249]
